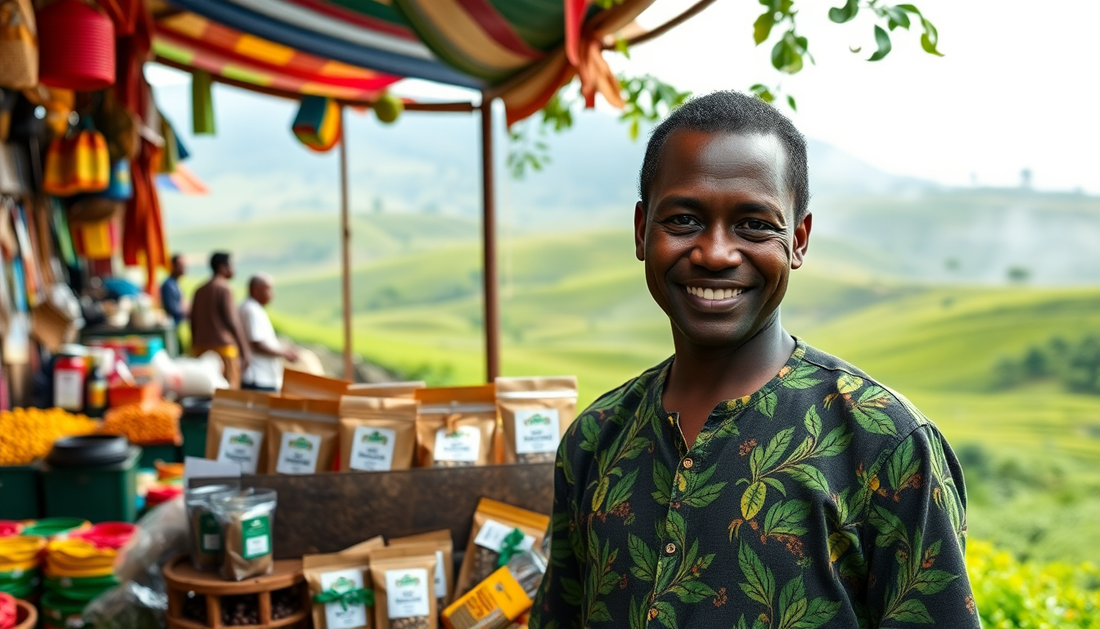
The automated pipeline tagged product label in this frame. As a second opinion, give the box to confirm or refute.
[275,431,322,474]
[433,427,480,462]
[473,520,535,553]
[434,550,447,599]
[217,427,264,474]
[450,568,533,624]
[241,515,271,559]
[514,409,561,454]
[385,568,430,619]
[349,426,397,472]
[321,569,368,629]
[200,513,222,552]
[54,371,83,411]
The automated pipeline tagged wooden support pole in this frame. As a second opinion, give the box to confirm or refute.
[480,95,500,382]
[339,107,354,381]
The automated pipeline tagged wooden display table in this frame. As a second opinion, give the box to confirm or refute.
[163,557,308,629]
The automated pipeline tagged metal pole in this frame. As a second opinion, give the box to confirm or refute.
[340,107,354,381]
[480,95,500,382]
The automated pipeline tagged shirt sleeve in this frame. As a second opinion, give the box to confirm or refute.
[863,424,979,627]
[529,436,583,629]
[239,302,259,342]
[160,281,182,322]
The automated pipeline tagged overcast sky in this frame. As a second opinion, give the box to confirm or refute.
[148,0,1099,194]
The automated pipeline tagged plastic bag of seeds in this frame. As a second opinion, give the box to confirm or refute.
[441,541,547,629]
[338,396,418,472]
[304,537,385,629]
[205,390,272,474]
[369,546,439,629]
[266,397,340,474]
[345,381,426,399]
[495,377,577,464]
[388,531,454,610]
[211,488,277,581]
[184,484,239,571]
[454,499,549,598]
[414,385,497,468]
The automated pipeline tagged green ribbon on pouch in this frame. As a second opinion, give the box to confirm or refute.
[497,528,526,567]
[312,587,374,611]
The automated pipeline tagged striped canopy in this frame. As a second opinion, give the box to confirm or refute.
[151,0,655,124]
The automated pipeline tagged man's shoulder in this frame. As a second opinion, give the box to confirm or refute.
[796,341,932,443]
[562,359,669,447]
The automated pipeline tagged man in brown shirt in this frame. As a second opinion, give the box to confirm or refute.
[190,252,251,388]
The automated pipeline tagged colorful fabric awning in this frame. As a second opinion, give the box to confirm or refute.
[152,0,657,124]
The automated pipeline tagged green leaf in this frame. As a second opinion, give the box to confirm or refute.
[741,481,768,520]
[911,568,958,595]
[654,601,677,629]
[681,480,728,508]
[869,504,909,548]
[770,36,803,74]
[671,580,717,604]
[763,476,788,497]
[828,0,859,23]
[816,425,852,457]
[607,468,640,512]
[795,598,841,627]
[778,574,805,617]
[591,476,610,512]
[627,534,656,582]
[614,36,631,59]
[580,416,601,452]
[885,598,934,623]
[784,463,830,494]
[749,83,775,103]
[786,95,797,111]
[737,541,775,606]
[561,577,583,607]
[852,406,898,436]
[837,374,863,394]
[666,510,687,546]
[763,499,810,537]
[754,11,776,45]
[759,389,779,418]
[652,460,673,505]
[895,3,922,14]
[588,600,612,623]
[628,597,647,629]
[920,18,944,56]
[761,427,795,471]
[884,6,911,30]
[886,435,920,494]
[868,25,892,61]
[803,405,821,437]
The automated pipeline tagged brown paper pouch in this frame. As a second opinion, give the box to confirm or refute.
[282,368,351,400]
[495,377,578,464]
[454,499,550,598]
[266,396,340,474]
[414,385,496,468]
[205,389,271,474]
[339,396,418,472]
[389,531,454,609]
[305,537,386,629]
[346,381,426,399]
[369,547,439,629]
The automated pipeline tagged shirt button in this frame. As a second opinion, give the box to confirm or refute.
[683,457,694,469]
[665,543,677,554]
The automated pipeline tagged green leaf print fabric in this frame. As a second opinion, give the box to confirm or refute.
[529,340,978,629]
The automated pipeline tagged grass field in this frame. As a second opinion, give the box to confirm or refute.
[174,215,1100,563]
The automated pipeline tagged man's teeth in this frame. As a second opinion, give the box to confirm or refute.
[686,286,744,300]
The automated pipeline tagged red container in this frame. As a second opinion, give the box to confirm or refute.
[52,349,87,412]
[37,0,116,90]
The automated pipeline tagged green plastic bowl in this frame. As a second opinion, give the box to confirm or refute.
[20,518,89,538]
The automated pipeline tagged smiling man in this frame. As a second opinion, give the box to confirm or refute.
[529,92,978,629]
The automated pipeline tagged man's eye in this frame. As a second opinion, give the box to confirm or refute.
[742,219,775,231]
[667,215,700,227]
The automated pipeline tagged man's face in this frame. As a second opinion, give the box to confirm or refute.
[223,261,235,280]
[255,281,273,306]
[634,130,811,350]
[172,257,186,276]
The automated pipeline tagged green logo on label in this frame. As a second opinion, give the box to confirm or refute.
[361,431,389,445]
[288,437,313,451]
[230,433,255,446]
[524,413,552,426]
[445,429,467,439]
[332,576,355,592]
[396,574,420,587]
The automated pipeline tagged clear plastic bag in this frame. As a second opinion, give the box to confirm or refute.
[83,581,166,629]
[113,496,191,584]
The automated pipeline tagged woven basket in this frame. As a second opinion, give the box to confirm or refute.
[38,0,115,91]
[0,0,37,89]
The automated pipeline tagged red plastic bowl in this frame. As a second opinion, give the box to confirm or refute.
[37,0,116,90]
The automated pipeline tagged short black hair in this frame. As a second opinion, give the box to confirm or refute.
[639,91,809,221]
[170,254,183,266]
[210,252,231,273]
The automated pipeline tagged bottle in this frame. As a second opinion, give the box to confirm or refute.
[53,345,87,412]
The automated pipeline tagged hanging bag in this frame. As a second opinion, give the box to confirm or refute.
[44,119,110,196]
[0,0,37,90]
[292,96,341,153]
[38,0,115,91]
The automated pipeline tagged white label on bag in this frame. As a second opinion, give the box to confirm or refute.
[217,427,264,474]
[54,372,83,411]
[432,427,480,462]
[514,409,561,454]
[433,550,447,599]
[473,519,535,553]
[386,569,430,618]
[275,431,322,474]
[349,426,397,471]
[321,569,368,629]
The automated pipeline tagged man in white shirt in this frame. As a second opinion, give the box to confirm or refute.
[238,274,298,391]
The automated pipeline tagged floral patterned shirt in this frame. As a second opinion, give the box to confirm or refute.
[530,339,978,629]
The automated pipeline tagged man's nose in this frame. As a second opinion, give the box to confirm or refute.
[689,226,743,271]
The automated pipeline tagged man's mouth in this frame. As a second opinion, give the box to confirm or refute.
[685,286,745,301]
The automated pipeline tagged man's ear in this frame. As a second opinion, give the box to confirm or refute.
[634,202,646,261]
[791,212,812,269]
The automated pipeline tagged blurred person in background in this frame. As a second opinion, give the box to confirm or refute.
[239,273,298,391]
[160,254,187,352]
[190,252,250,388]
